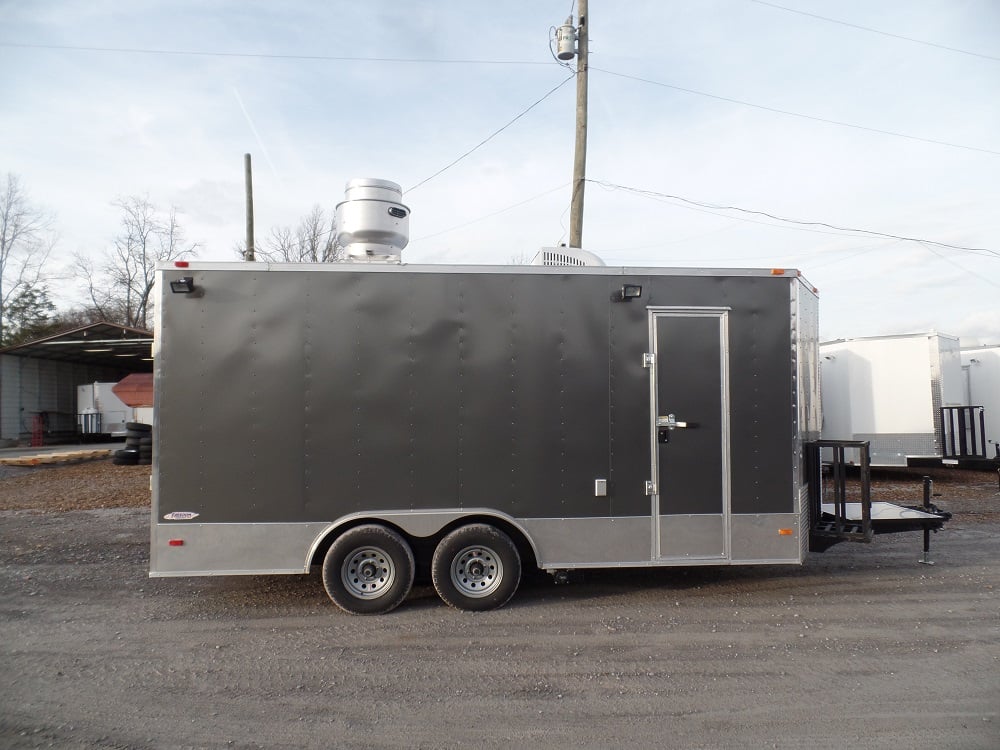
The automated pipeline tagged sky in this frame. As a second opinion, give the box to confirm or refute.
[1,0,998,343]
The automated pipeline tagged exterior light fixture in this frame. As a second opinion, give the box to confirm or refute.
[170,276,195,294]
[616,284,642,302]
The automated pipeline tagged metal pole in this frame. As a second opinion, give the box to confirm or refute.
[244,153,255,262]
[919,475,934,565]
[568,0,588,250]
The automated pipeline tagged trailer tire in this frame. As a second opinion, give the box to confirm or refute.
[431,524,521,611]
[321,525,414,615]
[126,422,151,432]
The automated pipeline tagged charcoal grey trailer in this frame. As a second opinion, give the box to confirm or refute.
[151,261,835,612]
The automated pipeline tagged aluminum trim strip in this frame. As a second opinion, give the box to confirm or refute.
[540,558,805,570]
[304,508,543,569]
[647,307,732,561]
[155,262,800,278]
[150,568,305,578]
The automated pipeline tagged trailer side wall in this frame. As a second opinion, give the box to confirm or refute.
[152,265,811,575]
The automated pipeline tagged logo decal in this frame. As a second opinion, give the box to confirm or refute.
[163,511,199,521]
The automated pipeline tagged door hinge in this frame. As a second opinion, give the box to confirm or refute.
[645,480,656,496]
[642,352,655,368]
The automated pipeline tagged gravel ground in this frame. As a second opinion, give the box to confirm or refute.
[1,460,998,749]
[0,461,151,512]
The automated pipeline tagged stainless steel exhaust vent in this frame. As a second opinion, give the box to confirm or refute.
[335,178,409,263]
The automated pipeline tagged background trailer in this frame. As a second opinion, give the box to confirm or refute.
[961,345,1000,459]
[150,263,941,613]
[819,332,994,467]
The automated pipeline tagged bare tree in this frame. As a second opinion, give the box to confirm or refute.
[241,205,342,263]
[0,173,56,344]
[77,196,197,330]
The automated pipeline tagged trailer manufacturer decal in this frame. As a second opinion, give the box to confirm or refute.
[163,511,199,521]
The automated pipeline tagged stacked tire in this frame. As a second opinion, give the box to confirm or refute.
[112,422,153,466]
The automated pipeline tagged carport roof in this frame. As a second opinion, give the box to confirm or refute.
[0,322,153,372]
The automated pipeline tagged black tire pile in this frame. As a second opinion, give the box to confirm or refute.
[112,422,153,466]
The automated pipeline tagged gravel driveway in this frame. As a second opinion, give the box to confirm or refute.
[1,462,997,749]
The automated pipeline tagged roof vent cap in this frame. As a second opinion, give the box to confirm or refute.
[335,178,409,263]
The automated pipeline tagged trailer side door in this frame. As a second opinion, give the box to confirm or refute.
[648,307,731,560]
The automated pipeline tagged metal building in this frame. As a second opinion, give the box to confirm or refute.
[0,323,152,446]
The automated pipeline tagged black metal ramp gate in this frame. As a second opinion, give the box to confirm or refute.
[806,440,873,552]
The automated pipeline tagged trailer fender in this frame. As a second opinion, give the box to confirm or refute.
[304,509,541,570]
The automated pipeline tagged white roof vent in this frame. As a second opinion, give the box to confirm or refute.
[335,178,409,263]
[530,246,605,267]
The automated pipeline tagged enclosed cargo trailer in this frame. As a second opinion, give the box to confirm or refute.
[818,333,993,467]
[76,381,151,436]
[961,345,1000,459]
[150,262,946,613]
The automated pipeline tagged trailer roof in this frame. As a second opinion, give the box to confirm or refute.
[157,260,806,278]
[157,260,818,296]
[820,331,959,347]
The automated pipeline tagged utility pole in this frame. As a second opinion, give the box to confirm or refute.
[244,153,255,261]
[569,0,588,249]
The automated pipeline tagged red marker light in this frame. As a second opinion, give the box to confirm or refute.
[168,539,184,546]
[174,261,190,268]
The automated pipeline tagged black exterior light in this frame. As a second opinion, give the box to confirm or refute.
[170,276,195,294]
[616,284,642,302]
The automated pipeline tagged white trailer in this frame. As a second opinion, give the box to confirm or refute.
[818,332,987,467]
[961,345,1000,459]
[76,381,152,437]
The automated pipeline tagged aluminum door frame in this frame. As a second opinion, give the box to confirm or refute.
[647,306,732,561]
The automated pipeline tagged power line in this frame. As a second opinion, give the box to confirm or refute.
[748,1,1000,63]
[589,180,999,256]
[590,179,933,246]
[920,243,1000,290]
[0,41,553,66]
[592,180,875,241]
[591,67,1000,158]
[405,75,575,194]
[411,183,570,242]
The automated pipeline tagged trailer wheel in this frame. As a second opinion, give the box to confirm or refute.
[431,524,521,611]
[321,525,414,615]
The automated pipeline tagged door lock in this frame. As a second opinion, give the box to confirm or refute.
[656,413,689,430]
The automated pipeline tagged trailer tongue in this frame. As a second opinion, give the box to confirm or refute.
[807,441,950,553]
[815,501,950,536]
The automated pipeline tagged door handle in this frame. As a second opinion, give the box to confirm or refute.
[657,414,689,429]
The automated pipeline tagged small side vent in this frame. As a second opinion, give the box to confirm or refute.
[530,247,605,267]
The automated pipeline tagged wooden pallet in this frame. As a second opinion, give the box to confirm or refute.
[0,449,113,466]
